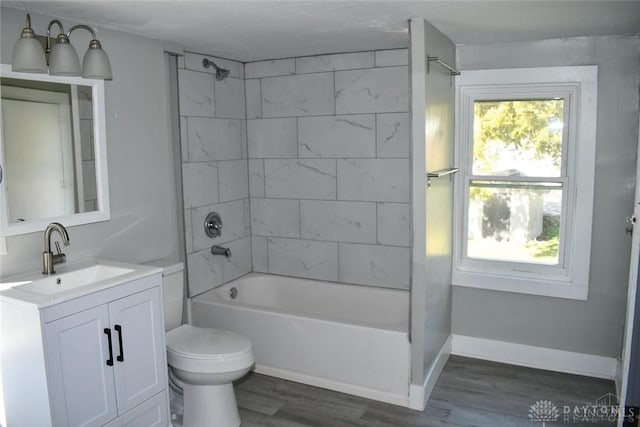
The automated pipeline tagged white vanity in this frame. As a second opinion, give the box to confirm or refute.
[0,260,169,427]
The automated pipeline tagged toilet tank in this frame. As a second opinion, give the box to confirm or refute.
[144,258,185,331]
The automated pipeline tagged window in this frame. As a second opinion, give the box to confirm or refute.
[453,66,598,300]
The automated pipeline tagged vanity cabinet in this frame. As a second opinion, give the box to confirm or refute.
[0,269,169,427]
[45,287,166,426]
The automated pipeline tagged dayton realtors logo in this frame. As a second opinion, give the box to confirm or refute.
[562,393,620,423]
[529,393,630,424]
[529,400,560,425]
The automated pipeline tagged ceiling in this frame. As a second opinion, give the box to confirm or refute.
[4,1,640,62]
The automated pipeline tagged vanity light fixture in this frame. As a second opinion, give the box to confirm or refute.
[12,13,112,79]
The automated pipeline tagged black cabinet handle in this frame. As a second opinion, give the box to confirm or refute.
[114,324,124,362]
[104,328,114,366]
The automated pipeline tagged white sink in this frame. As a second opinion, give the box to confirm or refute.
[12,264,136,296]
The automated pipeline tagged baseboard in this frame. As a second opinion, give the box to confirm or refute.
[451,335,617,380]
[253,364,409,408]
[615,357,623,397]
[408,336,452,410]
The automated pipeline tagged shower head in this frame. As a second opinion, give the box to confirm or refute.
[216,67,230,80]
[202,58,229,81]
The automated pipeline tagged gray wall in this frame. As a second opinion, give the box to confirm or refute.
[423,22,455,377]
[177,52,252,297]
[452,35,640,357]
[245,50,412,289]
[0,7,181,276]
[409,19,455,385]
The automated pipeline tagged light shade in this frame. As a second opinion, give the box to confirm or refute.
[82,40,112,80]
[11,14,113,80]
[11,28,47,73]
[48,38,81,76]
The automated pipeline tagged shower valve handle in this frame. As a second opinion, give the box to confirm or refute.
[204,212,222,238]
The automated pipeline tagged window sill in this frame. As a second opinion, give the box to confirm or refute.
[452,269,588,300]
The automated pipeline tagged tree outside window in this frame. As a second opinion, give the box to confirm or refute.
[466,99,565,265]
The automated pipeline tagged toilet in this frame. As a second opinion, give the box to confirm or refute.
[151,259,254,427]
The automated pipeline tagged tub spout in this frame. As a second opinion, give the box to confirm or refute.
[211,245,231,257]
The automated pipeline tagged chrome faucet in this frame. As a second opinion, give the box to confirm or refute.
[204,212,223,238]
[43,222,70,274]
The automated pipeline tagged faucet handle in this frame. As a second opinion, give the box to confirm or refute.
[52,240,66,265]
[204,212,223,238]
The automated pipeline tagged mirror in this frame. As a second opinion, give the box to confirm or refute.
[0,64,110,236]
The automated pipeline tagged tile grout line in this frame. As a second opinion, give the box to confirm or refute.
[376,202,380,245]
[258,78,263,118]
[333,69,337,117]
[374,113,379,158]
[265,236,271,273]
[251,235,409,249]
[298,199,302,241]
[374,113,379,247]
[259,77,263,119]
[225,63,409,79]
[262,159,266,198]
[296,117,300,159]
[245,111,409,121]
[337,240,341,282]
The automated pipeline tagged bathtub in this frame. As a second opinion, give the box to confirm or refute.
[190,273,411,406]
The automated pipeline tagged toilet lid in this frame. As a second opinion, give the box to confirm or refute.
[166,324,252,360]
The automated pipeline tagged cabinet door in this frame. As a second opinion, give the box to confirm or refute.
[109,287,167,414]
[103,391,169,427]
[44,305,118,427]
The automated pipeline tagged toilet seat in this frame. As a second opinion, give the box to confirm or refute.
[166,325,253,373]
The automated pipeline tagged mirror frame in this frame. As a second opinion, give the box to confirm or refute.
[0,63,110,236]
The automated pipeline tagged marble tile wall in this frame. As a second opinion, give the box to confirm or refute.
[246,49,411,289]
[179,52,251,297]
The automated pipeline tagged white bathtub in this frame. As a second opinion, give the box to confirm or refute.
[190,273,411,406]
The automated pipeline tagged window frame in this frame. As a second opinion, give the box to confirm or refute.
[452,66,598,300]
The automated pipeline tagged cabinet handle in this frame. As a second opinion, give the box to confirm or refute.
[104,328,114,366]
[114,324,124,362]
